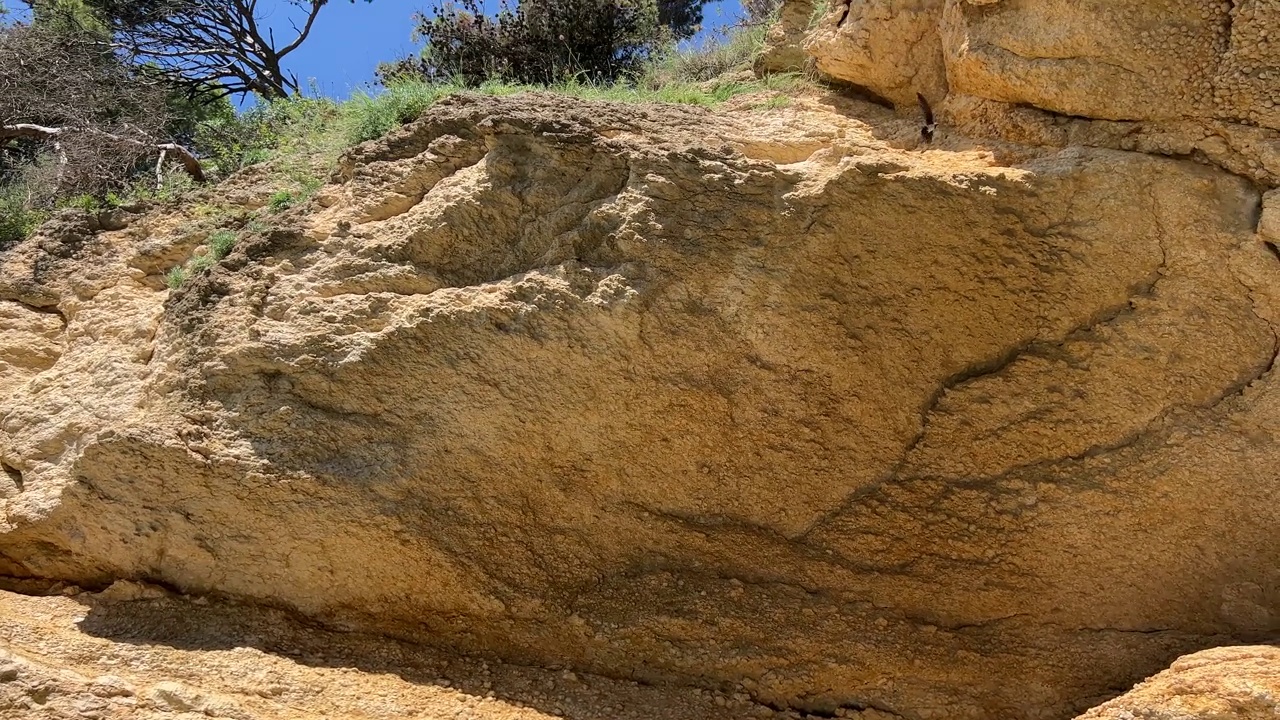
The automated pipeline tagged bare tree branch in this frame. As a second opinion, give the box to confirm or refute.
[1,124,205,185]
[89,0,370,99]
[0,23,203,201]
[0,123,64,141]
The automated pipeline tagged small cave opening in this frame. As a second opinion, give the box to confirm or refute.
[2,462,23,492]
[1263,240,1280,265]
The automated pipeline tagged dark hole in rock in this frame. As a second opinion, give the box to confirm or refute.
[2,462,23,492]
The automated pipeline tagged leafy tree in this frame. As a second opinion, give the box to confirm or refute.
[23,0,106,30]
[385,0,691,87]
[656,0,707,40]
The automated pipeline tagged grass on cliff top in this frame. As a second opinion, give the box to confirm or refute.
[341,20,785,144]
[3,20,804,250]
[206,21,804,177]
[342,71,806,145]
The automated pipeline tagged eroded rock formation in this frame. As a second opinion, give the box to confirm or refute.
[1077,646,1280,720]
[802,0,1280,187]
[1,87,1278,719]
[0,581,767,720]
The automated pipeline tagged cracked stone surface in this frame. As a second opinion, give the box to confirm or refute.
[796,0,1280,187]
[804,0,1280,130]
[1,93,1279,720]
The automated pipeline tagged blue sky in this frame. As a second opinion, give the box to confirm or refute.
[271,0,749,98]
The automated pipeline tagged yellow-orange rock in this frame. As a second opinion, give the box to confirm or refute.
[1075,646,1280,720]
[0,584,761,720]
[805,0,949,107]
[754,0,815,74]
[803,0,1280,132]
[2,93,1279,719]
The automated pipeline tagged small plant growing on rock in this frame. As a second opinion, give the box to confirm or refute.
[268,191,295,212]
[163,228,239,289]
[188,252,216,274]
[207,229,237,260]
[164,265,188,289]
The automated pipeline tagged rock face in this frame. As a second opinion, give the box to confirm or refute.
[754,0,815,74]
[939,0,1279,129]
[806,0,1280,128]
[1076,646,1280,720]
[2,91,1278,719]
[801,0,1280,186]
[807,0,949,107]
[0,583,764,720]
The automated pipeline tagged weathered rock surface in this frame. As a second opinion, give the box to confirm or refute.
[806,0,949,108]
[1075,646,1280,720]
[1,90,1279,720]
[754,0,815,74]
[0,583,766,720]
[799,0,1280,186]
[940,0,1279,129]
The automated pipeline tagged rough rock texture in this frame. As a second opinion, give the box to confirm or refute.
[940,0,1280,129]
[1075,646,1280,720]
[806,0,949,108]
[754,0,815,74]
[2,91,1279,720]
[797,0,1280,186]
[1262,189,1280,241]
[0,583,771,720]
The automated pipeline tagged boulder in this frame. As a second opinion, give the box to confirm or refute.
[1076,646,1280,720]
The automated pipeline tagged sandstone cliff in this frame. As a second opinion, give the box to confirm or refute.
[800,0,1280,188]
[1,8,1279,720]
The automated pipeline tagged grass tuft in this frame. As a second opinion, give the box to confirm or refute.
[341,81,464,145]
[0,183,47,249]
[268,191,295,212]
[645,23,770,85]
[208,229,237,259]
[164,265,188,289]
[809,0,831,28]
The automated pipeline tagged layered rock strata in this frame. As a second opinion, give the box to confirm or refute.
[801,0,1280,186]
[1,92,1278,719]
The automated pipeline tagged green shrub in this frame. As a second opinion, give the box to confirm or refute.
[207,229,236,259]
[385,0,671,87]
[340,80,460,145]
[193,94,339,177]
[0,182,45,250]
[267,191,295,212]
[64,194,103,212]
[164,265,188,289]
